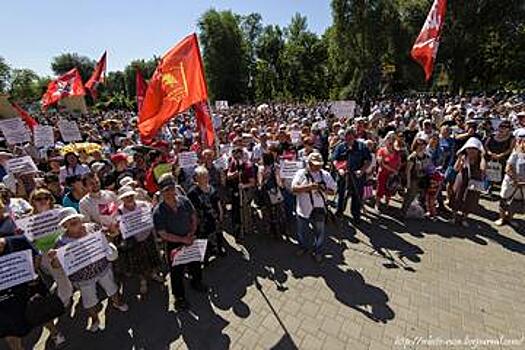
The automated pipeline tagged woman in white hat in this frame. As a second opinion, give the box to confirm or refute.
[450,137,487,227]
[48,207,128,333]
[496,130,525,226]
[116,186,163,294]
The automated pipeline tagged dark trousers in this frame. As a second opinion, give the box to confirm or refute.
[337,173,364,220]
[169,261,202,300]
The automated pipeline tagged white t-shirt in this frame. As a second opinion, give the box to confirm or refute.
[291,168,336,219]
[79,190,118,228]
[506,151,525,182]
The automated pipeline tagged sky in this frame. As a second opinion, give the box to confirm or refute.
[1,0,332,76]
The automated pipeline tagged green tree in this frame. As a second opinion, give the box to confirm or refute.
[9,69,40,102]
[254,25,285,101]
[240,13,263,101]
[199,9,250,103]
[50,53,96,82]
[0,57,10,93]
[122,58,158,100]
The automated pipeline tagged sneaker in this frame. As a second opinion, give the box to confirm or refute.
[191,282,209,293]
[495,218,506,226]
[174,299,189,311]
[51,332,66,346]
[87,320,100,333]
[112,302,129,312]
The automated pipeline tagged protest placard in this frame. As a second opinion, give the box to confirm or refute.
[219,144,232,155]
[178,151,198,169]
[33,125,55,148]
[118,206,154,240]
[58,119,82,142]
[280,160,304,179]
[0,250,37,291]
[291,130,302,144]
[330,100,356,119]
[0,118,31,145]
[215,100,229,110]
[16,208,63,251]
[213,156,229,170]
[486,161,502,183]
[317,120,327,129]
[170,239,207,266]
[6,156,38,175]
[56,231,108,276]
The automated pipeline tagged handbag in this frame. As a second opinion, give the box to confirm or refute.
[25,281,65,327]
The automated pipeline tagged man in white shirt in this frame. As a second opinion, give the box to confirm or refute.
[292,153,336,262]
[79,172,119,234]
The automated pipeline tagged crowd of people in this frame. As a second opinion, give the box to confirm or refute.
[1,93,524,349]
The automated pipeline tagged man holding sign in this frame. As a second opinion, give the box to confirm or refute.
[153,174,207,311]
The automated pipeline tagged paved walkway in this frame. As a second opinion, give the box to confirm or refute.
[5,198,525,350]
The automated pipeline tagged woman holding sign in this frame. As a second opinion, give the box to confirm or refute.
[117,187,163,295]
[485,121,514,192]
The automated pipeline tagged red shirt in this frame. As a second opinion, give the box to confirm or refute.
[377,147,400,173]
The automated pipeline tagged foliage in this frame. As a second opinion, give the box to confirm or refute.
[50,53,96,82]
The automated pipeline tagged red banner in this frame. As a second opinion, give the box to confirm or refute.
[135,67,147,112]
[85,51,107,99]
[41,68,86,108]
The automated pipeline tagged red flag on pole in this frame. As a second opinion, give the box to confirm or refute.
[135,67,147,112]
[138,33,209,142]
[41,68,86,109]
[11,102,38,130]
[85,51,107,99]
[194,101,215,148]
[410,0,447,81]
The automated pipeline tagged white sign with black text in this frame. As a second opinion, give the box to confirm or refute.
[280,160,304,179]
[0,250,37,291]
[0,118,31,145]
[170,239,208,266]
[58,120,82,143]
[33,125,55,148]
[178,151,198,169]
[6,156,38,175]
[56,232,109,276]
[118,206,154,240]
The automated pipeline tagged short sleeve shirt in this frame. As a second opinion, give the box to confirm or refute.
[153,196,195,237]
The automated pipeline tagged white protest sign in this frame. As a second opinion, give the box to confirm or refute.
[118,206,154,240]
[170,239,207,266]
[330,100,356,119]
[280,160,304,179]
[56,231,109,276]
[291,130,302,144]
[213,156,228,171]
[6,156,38,175]
[215,100,229,110]
[58,120,82,143]
[486,161,502,183]
[178,151,198,169]
[0,118,31,145]
[16,208,62,241]
[0,250,37,291]
[33,125,55,148]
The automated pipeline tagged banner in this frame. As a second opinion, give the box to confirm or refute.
[15,209,63,252]
[6,156,38,175]
[215,100,229,110]
[330,100,356,119]
[178,151,198,169]
[58,119,82,142]
[486,161,502,183]
[170,239,207,266]
[56,231,109,276]
[0,250,37,291]
[0,118,31,145]
[280,160,304,179]
[33,125,55,148]
[118,206,154,240]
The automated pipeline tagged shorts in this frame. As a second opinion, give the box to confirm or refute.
[73,267,118,309]
[500,179,525,200]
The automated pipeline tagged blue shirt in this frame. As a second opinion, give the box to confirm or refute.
[332,141,372,171]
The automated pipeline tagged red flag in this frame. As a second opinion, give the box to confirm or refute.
[410,0,447,81]
[85,51,107,99]
[139,33,208,141]
[194,101,215,148]
[135,67,147,112]
[11,102,38,130]
[41,68,86,109]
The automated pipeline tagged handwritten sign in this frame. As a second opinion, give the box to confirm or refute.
[56,232,108,276]
[0,250,37,291]
[170,239,207,266]
[16,209,63,252]
[486,161,502,183]
[118,206,154,240]
[178,151,198,169]
[330,100,356,119]
[280,160,304,179]
[6,156,38,175]
[0,118,31,145]
[58,120,82,143]
[33,125,55,148]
